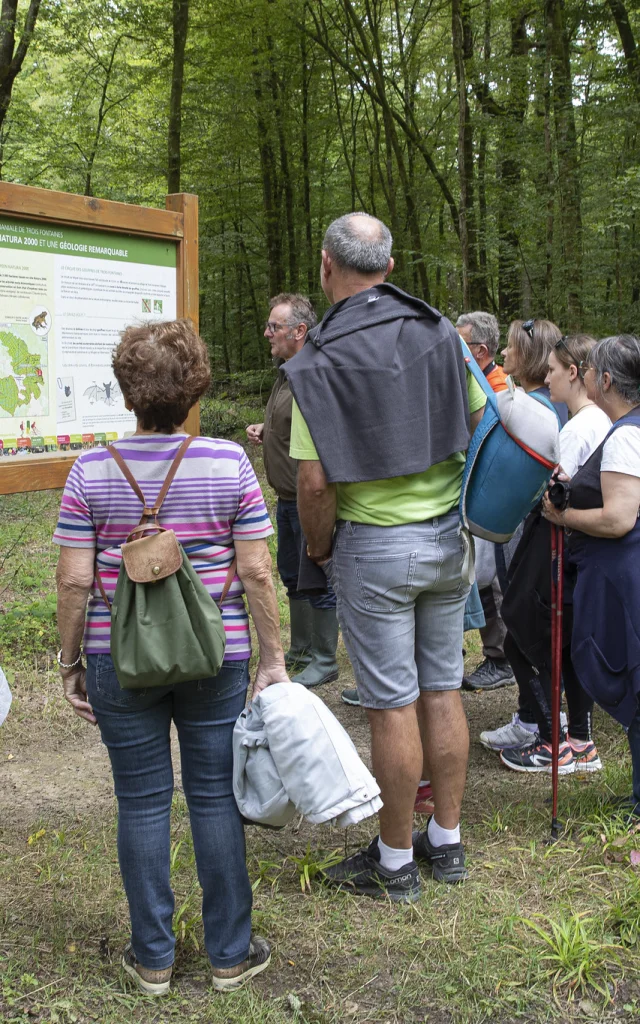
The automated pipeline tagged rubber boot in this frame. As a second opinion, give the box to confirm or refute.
[285,599,312,670]
[292,607,339,688]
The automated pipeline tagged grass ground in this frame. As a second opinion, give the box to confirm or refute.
[1,437,640,1023]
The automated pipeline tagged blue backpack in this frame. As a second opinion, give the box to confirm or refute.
[459,341,561,542]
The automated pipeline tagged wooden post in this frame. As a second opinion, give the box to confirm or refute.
[167,192,200,436]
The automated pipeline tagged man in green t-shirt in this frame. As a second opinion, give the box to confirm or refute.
[287,213,485,901]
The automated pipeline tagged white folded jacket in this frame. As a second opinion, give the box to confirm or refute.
[232,683,382,828]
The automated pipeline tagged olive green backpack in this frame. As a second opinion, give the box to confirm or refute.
[96,436,235,690]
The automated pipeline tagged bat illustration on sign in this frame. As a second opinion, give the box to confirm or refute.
[83,380,122,406]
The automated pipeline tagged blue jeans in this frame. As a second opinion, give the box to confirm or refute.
[86,654,252,970]
[276,498,336,610]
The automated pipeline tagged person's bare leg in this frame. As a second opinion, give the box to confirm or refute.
[366,703,422,849]
[416,699,431,781]
[417,690,468,829]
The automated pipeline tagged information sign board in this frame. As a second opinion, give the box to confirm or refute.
[0,184,198,494]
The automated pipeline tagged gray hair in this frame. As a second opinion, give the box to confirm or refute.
[591,334,640,404]
[455,311,500,358]
[269,292,317,332]
[322,213,392,273]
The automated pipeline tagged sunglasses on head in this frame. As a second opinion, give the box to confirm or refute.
[522,318,535,338]
[554,335,569,353]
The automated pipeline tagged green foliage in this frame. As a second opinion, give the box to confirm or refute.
[288,844,342,894]
[1,595,58,659]
[200,395,267,440]
[521,912,623,1001]
[2,0,639,366]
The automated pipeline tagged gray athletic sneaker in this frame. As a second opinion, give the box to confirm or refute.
[480,711,568,751]
[480,713,538,751]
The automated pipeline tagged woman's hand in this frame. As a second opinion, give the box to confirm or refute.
[541,492,565,526]
[60,665,97,724]
[252,660,290,698]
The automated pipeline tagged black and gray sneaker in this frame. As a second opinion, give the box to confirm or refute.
[341,687,361,706]
[322,837,420,903]
[462,656,515,691]
[412,820,468,884]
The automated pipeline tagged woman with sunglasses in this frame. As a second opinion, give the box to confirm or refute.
[497,334,611,774]
[480,317,570,757]
[542,335,640,816]
[502,318,569,425]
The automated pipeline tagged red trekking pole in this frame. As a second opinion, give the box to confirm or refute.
[550,523,564,841]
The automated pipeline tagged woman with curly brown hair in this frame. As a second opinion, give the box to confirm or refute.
[54,320,285,995]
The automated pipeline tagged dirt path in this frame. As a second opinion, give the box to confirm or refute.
[0,653,523,834]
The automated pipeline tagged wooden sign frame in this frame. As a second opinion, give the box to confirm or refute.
[0,183,199,495]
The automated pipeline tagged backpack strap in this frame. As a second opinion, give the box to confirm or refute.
[218,558,237,605]
[95,435,195,608]
[108,435,195,520]
[458,336,499,409]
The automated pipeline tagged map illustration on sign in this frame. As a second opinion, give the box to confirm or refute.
[0,324,49,419]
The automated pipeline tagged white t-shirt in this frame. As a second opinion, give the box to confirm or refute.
[601,424,640,479]
[559,405,611,478]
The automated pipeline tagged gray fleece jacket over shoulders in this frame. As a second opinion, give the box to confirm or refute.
[285,282,470,484]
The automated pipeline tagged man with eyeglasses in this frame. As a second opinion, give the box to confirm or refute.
[246,294,340,688]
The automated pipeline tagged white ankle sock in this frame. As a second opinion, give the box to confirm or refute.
[427,816,460,847]
[419,779,430,788]
[377,837,413,872]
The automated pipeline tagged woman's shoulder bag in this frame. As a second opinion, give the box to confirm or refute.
[96,436,235,690]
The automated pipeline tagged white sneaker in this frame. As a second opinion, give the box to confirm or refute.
[480,711,568,751]
[480,714,538,751]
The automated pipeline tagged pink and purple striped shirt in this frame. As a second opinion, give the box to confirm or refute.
[53,434,273,657]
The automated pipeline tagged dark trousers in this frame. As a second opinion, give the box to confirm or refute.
[506,617,594,743]
[479,579,507,660]
[276,498,336,610]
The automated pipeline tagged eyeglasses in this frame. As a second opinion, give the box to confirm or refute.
[554,336,570,353]
[522,318,536,338]
[264,320,291,335]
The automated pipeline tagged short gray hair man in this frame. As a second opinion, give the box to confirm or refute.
[323,213,393,274]
[456,311,500,362]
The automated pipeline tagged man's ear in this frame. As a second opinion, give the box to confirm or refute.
[384,257,394,279]
[321,249,332,279]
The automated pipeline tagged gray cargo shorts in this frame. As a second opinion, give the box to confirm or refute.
[324,512,472,710]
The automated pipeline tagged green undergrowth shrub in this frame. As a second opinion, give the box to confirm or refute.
[1,594,58,660]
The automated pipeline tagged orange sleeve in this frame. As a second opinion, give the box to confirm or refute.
[486,365,509,393]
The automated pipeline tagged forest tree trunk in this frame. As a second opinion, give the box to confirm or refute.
[167,0,189,194]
